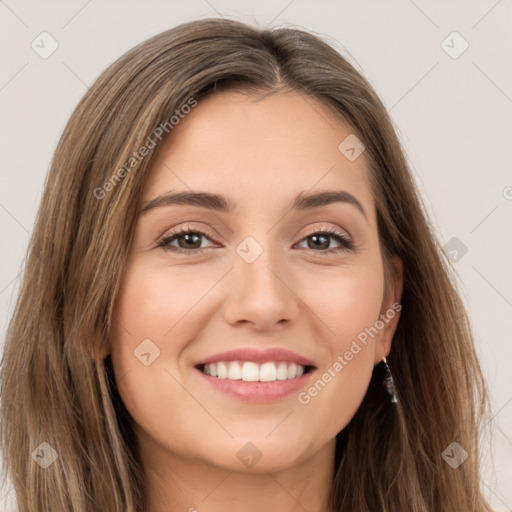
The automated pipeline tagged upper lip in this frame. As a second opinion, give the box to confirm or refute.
[194,347,316,368]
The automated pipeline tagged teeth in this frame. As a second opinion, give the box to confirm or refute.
[217,362,228,379]
[276,362,288,380]
[228,361,242,380]
[242,362,259,382]
[259,362,276,382]
[201,361,308,382]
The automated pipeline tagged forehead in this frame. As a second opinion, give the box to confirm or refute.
[143,90,376,222]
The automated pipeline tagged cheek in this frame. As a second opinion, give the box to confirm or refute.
[109,261,223,417]
[296,258,385,345]
[109,262,205,450]
[292,262,384,432]
[113,261,219,343]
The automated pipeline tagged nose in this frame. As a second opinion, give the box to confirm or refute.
[222,244,301,332]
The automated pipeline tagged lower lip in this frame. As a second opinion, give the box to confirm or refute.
[195,367,315,402]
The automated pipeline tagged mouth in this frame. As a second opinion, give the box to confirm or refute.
[195,361,315,382]
[192,347,317,401]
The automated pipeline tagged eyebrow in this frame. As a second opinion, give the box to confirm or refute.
[141,189,368,220]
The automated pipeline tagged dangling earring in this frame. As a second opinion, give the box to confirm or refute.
[382,356,398,403]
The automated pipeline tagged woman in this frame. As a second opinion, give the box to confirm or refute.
[0,17,493,512]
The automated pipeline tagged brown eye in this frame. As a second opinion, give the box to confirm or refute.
[156,226,353,255]
[296,229,353,252]
[157,228,217,253]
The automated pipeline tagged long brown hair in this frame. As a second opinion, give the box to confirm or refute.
[0,17,493,511]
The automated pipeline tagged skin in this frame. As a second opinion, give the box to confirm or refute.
[108,90,403,512]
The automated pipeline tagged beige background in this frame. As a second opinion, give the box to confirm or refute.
[1,0,511,510]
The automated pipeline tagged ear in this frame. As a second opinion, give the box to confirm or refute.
[374,254,403,364]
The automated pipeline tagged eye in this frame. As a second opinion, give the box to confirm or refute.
[157,225,354,255]
[295,227,354,253]
[157,225,217,253]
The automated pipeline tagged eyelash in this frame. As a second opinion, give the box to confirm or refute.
[156,225,354,255]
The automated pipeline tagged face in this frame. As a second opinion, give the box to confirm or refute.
[109,90,402,474]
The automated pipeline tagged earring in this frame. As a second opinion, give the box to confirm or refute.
[382,356,398,404]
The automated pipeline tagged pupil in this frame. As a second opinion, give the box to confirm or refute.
[309,234,329,250]
[179,233,201,249]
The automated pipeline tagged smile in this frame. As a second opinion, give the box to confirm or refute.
[200,361,312,382]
